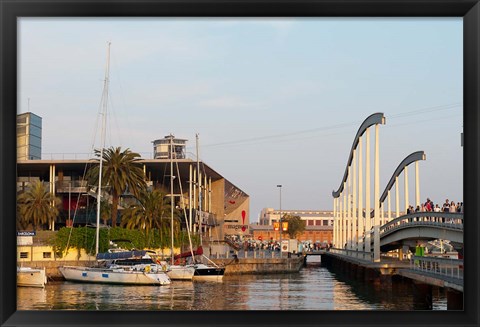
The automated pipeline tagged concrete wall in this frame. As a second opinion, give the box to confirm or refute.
[211,256,304,275]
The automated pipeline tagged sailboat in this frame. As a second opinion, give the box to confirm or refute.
[165,134,225,281]
[165,135,195,281]
[190,134,225,281]
[58,43,170,286]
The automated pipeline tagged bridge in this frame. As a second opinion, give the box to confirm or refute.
[328,113,464,309]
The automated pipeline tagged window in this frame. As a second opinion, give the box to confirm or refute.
[43,252,52,259]
[20,252,29,259]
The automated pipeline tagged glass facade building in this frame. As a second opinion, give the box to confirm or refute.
[17,112,42,160]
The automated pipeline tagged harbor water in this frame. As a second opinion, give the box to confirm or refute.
[16,258,447,311]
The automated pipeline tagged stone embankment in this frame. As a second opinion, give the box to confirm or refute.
[211,255,305,275]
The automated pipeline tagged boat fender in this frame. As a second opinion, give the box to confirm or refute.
[145,265,151,273]
[162,264,167,272]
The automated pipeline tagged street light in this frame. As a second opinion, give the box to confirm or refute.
[277,184,282,255]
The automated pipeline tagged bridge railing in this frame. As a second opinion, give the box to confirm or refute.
[410,255,463,280]
[329,248,373,261]
[380,212,463,237]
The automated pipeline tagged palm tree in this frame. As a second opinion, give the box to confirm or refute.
[87,146,146,227]
[120,188,181,246]
[17,180,60,231]
[100,200,111,226]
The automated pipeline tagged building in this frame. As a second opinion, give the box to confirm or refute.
[17,112,42,160]
[17,157,250,241]
[254,208,334,244]
[259,208,333,227]
[152,134,187,159]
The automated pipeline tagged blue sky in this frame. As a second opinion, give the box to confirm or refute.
[18,18,463,221]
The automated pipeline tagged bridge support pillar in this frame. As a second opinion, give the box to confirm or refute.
[446,289,463,310]
[399,245,409,261]
[382,274,393,288]
[364,268,377,282]
[356,265,365,279]
[412,282,432,310]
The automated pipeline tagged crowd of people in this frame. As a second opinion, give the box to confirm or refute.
[224,235,330,253]
[406,198,463,214]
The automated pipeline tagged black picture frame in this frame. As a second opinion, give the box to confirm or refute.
[1,0,478,326]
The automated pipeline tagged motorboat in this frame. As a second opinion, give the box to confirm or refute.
[17,266,47,288]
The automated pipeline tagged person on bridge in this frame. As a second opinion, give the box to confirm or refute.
[449,201,457,213]
[442,199,450,212]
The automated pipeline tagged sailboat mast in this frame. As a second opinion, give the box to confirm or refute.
[170,135,175,263]
[95,42,111,255]
[196,133,202,246]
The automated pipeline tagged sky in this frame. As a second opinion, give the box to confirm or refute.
[18,18,463,222]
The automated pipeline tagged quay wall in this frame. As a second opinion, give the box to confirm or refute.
[211,256,305,275]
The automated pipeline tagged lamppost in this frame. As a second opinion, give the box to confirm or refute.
[277,184,282,255]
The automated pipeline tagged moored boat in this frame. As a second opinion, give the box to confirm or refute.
[58,44,171,287]
[192,263,225,282]
[59,265,170,285]
[174,246,225,281]
[17,267,47,288]
[167,265,196,280]
[60,249,171,285]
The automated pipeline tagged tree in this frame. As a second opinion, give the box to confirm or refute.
[100,200,111,226]
[17,180,60,231]
[283,214,306,239]
[120,188,181,246]
[86,146,146,227]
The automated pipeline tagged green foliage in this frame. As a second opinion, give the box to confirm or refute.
[283,214,306,239]
[86,146,147,227]
[51,227,200,257]
[120,188,180,240]
[17,180,61,230]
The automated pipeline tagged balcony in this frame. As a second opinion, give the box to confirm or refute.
[55,180,89,193]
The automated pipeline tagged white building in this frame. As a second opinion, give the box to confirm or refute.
[152,134,187,159]
[259,208,333,227]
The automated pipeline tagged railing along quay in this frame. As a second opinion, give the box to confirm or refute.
[329,248,373,261]
[211,249,302,259]
[410,255,463,281]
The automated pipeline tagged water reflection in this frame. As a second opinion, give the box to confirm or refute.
[17,262,446,311]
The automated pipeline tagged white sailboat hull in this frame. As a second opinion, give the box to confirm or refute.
[167,265,195,280]
[59,266,171,286]
[17,267,47,288]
